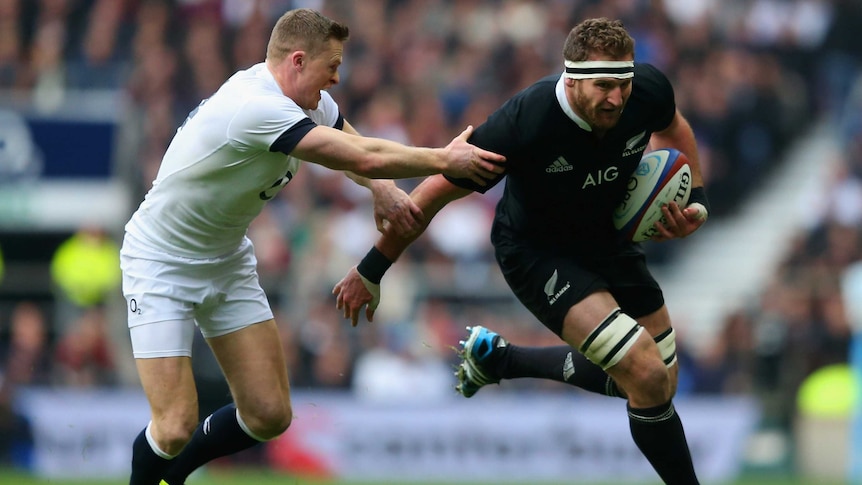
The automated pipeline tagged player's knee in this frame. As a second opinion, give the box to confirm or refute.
[627,356,673,404]
[241,399,293,440]
[154,411,198,454]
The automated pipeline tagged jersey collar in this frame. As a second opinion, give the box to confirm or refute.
[556,75,592,132]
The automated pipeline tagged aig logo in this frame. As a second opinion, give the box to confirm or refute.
[582,166,619,189]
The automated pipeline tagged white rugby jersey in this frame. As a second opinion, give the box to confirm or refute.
[126,62,341,258]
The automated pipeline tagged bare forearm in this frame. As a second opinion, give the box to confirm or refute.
[293,125,504,185]
[296,130,447,178]
[342,120,436,179]
[344,171,395,193]
[357,140,447,178]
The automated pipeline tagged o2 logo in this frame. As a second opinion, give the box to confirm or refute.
[259,170,293,200]
[129,299,142,315]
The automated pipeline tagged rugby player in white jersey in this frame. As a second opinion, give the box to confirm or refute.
[334,18,709,485]
[121,8,505,485]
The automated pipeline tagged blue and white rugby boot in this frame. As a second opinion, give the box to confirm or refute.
[455,325,507,398]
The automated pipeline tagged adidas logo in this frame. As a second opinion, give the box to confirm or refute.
[563,352,575,381]
[546,156,574,173]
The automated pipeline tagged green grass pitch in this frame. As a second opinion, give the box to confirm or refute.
[0,467,849,485]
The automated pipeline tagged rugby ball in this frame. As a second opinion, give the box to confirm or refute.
[613,148,692,242]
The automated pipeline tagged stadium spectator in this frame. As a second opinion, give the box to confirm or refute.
[65,0,131,90]
[352,321,454,403]
[293,298,357,390]
[0,301,50,468]
[50,225,121,310]
[49,225,121,334]
[0,0,23,89]
[52,306,116,387]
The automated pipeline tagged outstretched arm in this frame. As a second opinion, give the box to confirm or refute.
[292,124,505,186]
[333,175,472,326]
[648,109,710,240]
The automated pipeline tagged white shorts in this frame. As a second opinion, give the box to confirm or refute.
[120,233,274,359]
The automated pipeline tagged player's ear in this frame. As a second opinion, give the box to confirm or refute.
[291,51,304,72]
[564,78,576,87]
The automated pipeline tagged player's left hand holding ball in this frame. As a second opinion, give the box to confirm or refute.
[651,201,708,241]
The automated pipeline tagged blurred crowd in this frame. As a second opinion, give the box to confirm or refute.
[1,0,862,466]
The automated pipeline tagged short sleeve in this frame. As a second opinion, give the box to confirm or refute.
[636,63,676,131]
[443,101,521,193]
[227,96,310,150]
[315,91,342,128]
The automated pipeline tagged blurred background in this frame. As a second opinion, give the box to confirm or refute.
[0,0,860,483]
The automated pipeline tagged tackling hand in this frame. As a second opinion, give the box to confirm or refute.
[371,182,424,237]
[443,125,506,186]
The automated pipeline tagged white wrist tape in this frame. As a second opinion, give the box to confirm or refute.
[687,202,708,222]
[358,273,380,311]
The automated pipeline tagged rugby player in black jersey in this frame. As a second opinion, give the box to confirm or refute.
[334,17,708,485]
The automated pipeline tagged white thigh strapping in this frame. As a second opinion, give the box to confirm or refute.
[654,328,678,367]
[130,318,196,359]
[579,308,643,370]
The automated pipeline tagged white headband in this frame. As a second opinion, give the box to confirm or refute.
[564,60,634,80]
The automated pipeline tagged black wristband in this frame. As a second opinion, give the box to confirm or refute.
[357,246,392,284]
[689,186,710,214]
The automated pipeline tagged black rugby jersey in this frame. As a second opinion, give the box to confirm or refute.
[446,63,676,252]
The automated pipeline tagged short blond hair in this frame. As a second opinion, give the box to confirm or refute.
[266,8,349,62]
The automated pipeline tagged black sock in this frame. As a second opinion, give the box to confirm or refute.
[496,345,623,397]
[163,404,262,485]
[628,401,699,485]
[130,426,173,485]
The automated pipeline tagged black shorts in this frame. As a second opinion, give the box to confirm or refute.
[492,228,664,337]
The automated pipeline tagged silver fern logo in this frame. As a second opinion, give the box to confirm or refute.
[622,130,648,157]
[544,269,571,305]
[625,131,646,150]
